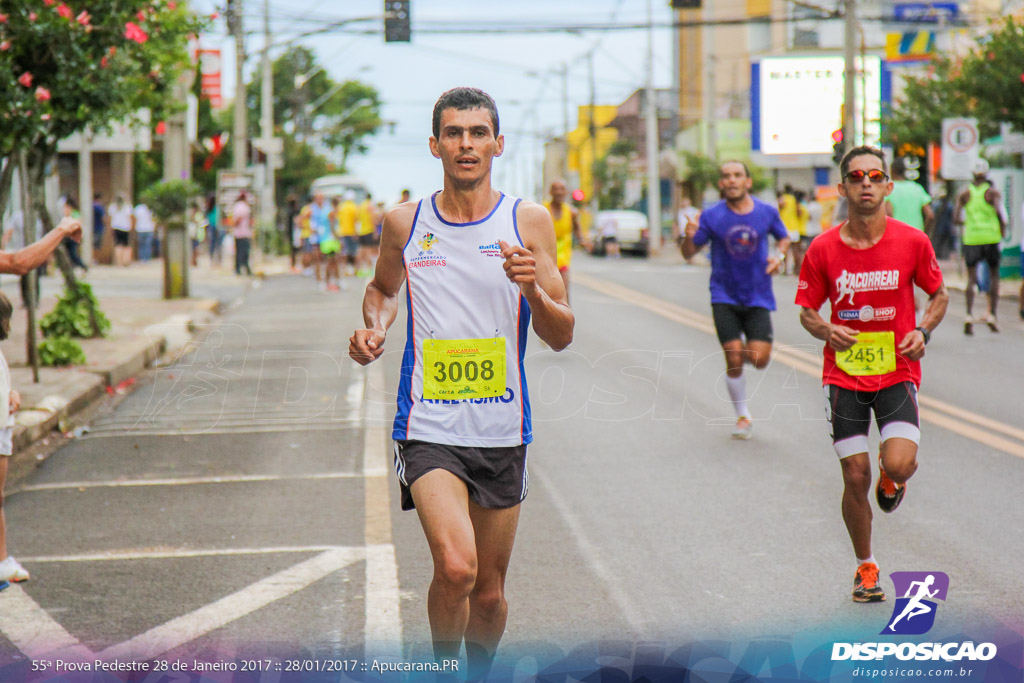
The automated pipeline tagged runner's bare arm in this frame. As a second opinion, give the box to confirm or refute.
[349,203,415,365]
[501,201,574,351]
[898,283,948,361]
[570,207,589,249]
[0,217,81,276]
[767,236,791,275]
[799,307,859,352]
[679,214,702,259]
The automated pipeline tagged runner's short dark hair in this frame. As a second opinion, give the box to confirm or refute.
[840,146,888,179]
[432,87,500,140]
[719,160,751,178]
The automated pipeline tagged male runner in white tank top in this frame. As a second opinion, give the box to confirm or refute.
[350,87,574,676]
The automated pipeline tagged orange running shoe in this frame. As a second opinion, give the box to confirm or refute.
[852,562,885,603]
[876,456,906,513]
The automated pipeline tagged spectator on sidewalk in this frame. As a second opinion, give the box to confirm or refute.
[132,200,156,263]
[92,193,106,252]
[0,291,28,590]
[62,198,88,272]
[205,194,222,266]
[108,195,133,267]
[232,192,253,276]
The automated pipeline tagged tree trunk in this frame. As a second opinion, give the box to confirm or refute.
[27,149,103,338]
[17,152,40,382]
[0,158,14,223]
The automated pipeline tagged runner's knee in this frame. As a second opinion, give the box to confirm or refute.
[469,583,507,620]
[434,552,477,595]
[840,459,872,495]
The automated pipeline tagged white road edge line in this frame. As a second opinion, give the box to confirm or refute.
[0,584,93,661]
[362,361,403,658]
[19,472,361,492]
[20,545,348,563]
[97,547,364,663]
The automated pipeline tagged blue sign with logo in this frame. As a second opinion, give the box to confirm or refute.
[893,2,959,23]
[881,571,950,635]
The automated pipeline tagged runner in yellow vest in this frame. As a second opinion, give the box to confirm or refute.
[357,194,377,277]
[544,180,587,300]
[337,191,360,281]
[954,159,1007,334]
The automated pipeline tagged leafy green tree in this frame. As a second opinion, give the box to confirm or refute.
[884,16,1024,147]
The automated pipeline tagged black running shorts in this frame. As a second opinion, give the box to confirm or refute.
[711,303,774,345]
[393,440,528,511]
[113,229,131,247]
[962,243,1001,270]
[825,381,921,459]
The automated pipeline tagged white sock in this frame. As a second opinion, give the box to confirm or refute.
[725,374,750,419]
[857,555,877,569]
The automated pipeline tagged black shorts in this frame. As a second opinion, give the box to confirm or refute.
[358,233,376,247]
[962,243,1001,270]
[113,229,131,247]
[711,303,774,344]
[393,440,528,511]
[825,381,921,459]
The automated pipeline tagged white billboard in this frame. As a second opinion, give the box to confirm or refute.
[758,56,882,156]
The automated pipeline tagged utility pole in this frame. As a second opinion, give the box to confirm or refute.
[842,0,857,155]
[78,132,93,264]
[704,3,717,160]
[645,0,661,252]
[162,34,193,299]
[259,0,277,262]
[560,62,570,181]
[588,50,598,219]
[230,0,247,172]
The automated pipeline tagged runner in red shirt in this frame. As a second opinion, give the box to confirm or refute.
[796,146,948,603]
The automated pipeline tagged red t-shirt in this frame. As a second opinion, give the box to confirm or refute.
[795,218,944,391]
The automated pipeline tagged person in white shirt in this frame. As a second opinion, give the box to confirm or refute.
[108,196,134,267]
[132,202,156,262]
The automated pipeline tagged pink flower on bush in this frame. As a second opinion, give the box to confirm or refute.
[56,3,72,19]
[100,55,109,67]
[0,13,8,23]
[43,0,54,6]
[168,1,177,8]
[124,21,148,43]
[34,86,51,102]
[29,12,37,21]
[41,114,51,121]
[0,40,10,51]
[18,72,32,87]
[136,10,146,21]
[76,10,90,25]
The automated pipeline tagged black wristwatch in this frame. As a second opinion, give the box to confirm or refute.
[915,326,931,345]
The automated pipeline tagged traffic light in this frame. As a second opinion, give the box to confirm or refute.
[831,129,844,167]
[384,0,410,43]
[571,189,585,202]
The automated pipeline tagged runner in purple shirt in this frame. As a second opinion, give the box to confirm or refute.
[680,161,791,439]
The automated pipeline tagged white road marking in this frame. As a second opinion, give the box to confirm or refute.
[83,421,360,438]
[529,465,648,639]
[20,545,350,563]
[0,584,93,660]
[18,472,361,492]
[362,362,403,656]
[97,548,363,662]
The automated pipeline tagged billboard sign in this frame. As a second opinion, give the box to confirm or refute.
[198,49,223,109]
[755,56,882,156]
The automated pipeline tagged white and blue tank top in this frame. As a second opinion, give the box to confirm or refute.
[393,192,533,447]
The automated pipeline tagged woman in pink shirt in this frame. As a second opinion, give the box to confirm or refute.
[232,192,253,276]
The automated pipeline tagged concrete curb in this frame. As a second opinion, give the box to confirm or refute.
[9,298,225,455]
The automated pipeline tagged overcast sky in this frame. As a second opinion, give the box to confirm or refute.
[195,0,676,204]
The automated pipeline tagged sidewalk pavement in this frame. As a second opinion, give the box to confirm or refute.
[3,254,292,486]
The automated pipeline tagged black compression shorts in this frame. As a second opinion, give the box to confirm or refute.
[711,303,774,345]
[825,381,921,458]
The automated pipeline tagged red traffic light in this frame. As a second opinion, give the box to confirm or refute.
[831,129,843,144]
[571,189,585,202]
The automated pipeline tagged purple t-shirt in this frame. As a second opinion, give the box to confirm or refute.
[692,198,789,310]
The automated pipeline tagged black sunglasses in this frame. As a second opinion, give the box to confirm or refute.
[844,169,889,183]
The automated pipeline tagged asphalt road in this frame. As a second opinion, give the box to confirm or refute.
[1,255,1022,677]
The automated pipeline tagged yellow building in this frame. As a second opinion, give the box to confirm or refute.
[566,105,619,203]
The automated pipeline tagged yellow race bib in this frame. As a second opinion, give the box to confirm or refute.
[835,331,897,376]
[423,338,506,400]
